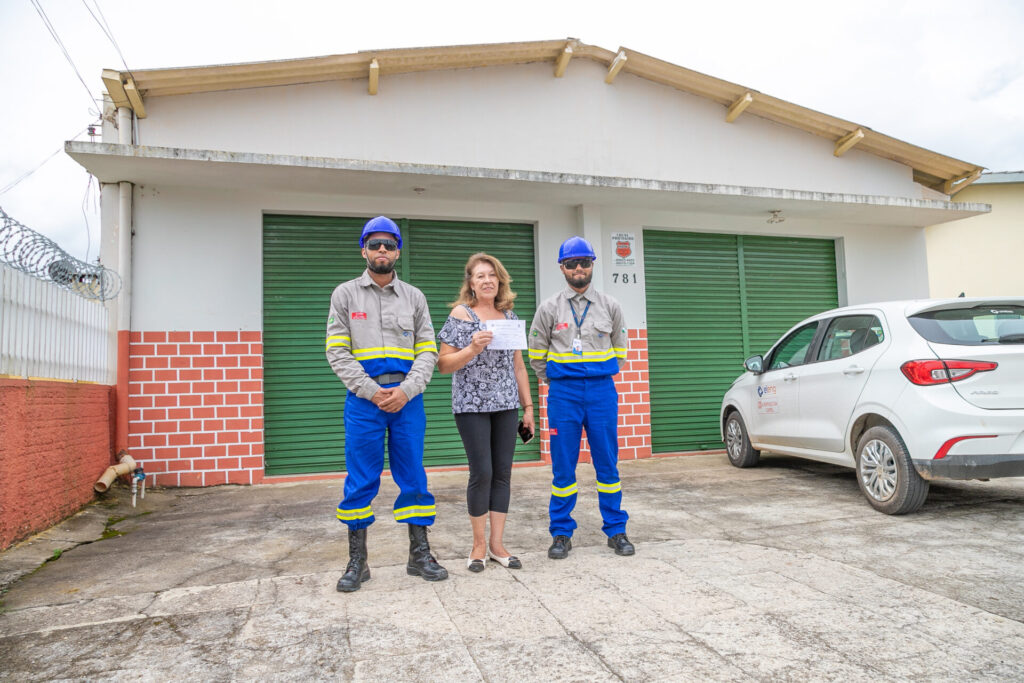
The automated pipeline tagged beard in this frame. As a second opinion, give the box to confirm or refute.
[563,270,592,289]
[367,257,396,275]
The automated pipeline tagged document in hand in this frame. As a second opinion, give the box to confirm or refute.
[483,319,527,350]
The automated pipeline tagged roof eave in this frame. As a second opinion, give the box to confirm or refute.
[101,38,984,194]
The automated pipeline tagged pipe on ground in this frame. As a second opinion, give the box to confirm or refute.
[95,453,137,493]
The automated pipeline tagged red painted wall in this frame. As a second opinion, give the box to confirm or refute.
[126,331,265,487]
[122,328,651,486]
[0,378,115,551]
[538,328,652,463]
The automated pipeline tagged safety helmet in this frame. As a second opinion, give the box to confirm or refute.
[359,216,403,249]
[557,236,597,263]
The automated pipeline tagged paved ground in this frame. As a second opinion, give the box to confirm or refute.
[3,452,1024,681]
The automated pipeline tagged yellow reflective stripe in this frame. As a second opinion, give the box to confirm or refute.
[549,352,617,364]
[394,504,437,520]
[549,350,617,358]
[414,342,438,355]
[528,349,548,359]
[551,482,578,497]
[326,335,352,350]
[352,346,415,360]
[336,505,373,521]
[596,480,621,493]
[612,347,627,358]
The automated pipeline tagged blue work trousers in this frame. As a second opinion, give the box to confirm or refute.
[336,387,436,529]
[547,376,629,537]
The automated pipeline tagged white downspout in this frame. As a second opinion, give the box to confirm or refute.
[114,106,133,455]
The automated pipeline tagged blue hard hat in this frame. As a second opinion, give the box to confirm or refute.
[360,216,402,249]
[557,236,597,263]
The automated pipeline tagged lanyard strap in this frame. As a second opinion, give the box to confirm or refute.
[568,299,591,335]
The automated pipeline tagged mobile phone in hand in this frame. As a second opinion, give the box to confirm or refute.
[517,420,534,444]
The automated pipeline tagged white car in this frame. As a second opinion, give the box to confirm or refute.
[720,298,1024,514]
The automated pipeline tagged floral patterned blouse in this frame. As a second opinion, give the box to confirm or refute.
[437,305,521,414]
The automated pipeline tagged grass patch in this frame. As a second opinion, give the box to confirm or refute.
[100,516,127,540]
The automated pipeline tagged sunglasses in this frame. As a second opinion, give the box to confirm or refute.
[366,238,398,252]
[561,258,593,270]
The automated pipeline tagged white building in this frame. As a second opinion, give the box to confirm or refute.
[68,39,987,486]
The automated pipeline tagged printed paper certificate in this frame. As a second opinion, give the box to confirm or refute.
[483,319,527,350]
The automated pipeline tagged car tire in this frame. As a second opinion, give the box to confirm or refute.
[724,412,760,468]
[855,425,929,515]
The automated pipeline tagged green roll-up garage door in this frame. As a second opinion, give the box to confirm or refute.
[263,215,540,475]
[644,230,839,453]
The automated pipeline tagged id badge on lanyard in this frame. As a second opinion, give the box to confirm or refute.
[569,299,590,356]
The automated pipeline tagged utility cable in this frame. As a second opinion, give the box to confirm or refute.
[81,0,132,77]
[0,127,89,196]
[29,0,97,109]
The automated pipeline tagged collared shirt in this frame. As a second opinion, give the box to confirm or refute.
[325,270,438,400]
[528,285,628,382]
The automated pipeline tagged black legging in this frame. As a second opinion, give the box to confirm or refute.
[453,409,519,517]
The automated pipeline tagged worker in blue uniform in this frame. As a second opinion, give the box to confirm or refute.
[326,216,448,592]
[528,236,635,559]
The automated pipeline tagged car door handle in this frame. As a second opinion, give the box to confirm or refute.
[843,365,865,376]
[783,373,798,382]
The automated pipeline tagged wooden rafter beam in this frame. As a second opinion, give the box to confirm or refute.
[944,169,983,195]
[102,68,130,108]
[123,77,146,118]
[554,44,573,78]
[834,128,865,157]
[605,50,627,84]
[368,59,379,95]
[725,92,753,123]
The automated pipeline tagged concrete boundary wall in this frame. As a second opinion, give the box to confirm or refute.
[0,379,114,550]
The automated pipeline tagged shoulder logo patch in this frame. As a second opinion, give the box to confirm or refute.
[328,316,334,324]
[531,329,539,337]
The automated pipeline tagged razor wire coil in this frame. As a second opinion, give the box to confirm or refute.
[0,206,121,301]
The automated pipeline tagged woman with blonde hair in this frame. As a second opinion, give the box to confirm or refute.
[437,252,534,572]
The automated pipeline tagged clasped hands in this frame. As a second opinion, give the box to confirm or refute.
[371,386,409,413]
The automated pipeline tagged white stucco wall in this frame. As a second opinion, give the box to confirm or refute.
[130,185,928,332]
[132,60,921,200]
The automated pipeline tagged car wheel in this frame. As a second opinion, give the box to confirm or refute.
[725,412,760,468]
[855,425,929,515]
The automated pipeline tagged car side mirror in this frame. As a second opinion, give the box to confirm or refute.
[744,355,764,374]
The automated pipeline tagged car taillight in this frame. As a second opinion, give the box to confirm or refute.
[934,434,997,459]
[900,359,998,385]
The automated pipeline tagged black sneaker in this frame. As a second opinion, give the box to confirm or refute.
[548,535,572,559]
[607,533,635,556]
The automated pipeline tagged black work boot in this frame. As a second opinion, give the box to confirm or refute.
[406,524,449,581]
[607,532,635,556]
[336,528,371,592]
[548,535,572,559]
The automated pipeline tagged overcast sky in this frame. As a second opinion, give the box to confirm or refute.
[2,0,1022,263]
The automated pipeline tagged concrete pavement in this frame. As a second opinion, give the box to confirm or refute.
[3,453,1024,681]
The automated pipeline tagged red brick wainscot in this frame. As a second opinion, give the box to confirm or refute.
[0,378,115,550]
[127,331,264,487]
[537,328,651,463]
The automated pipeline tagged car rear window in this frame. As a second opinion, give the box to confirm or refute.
[908,305,1024,345]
